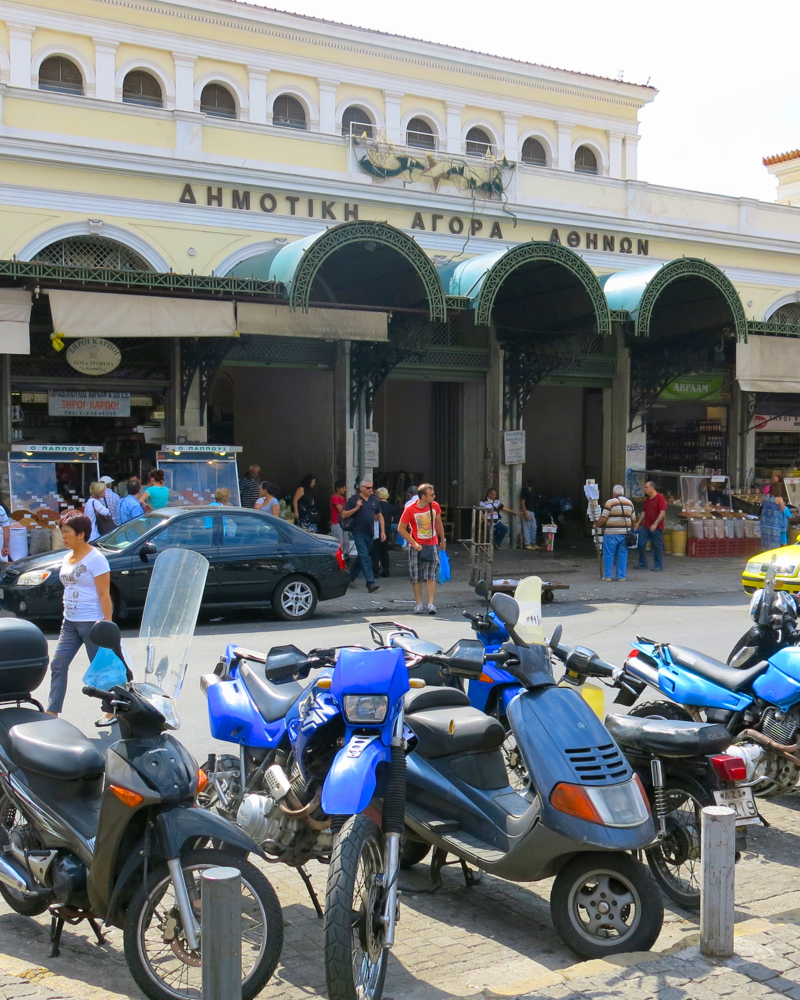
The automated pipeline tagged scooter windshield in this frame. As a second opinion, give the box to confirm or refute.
[128,549,209,706]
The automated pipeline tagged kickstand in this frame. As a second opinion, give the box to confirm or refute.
[297,866,323,919]
[459,859,482,888]
[49,915,64,958]
[88,918,105,946]
[48,905,106,958]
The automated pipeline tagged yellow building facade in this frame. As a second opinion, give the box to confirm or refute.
[2,0,800,521]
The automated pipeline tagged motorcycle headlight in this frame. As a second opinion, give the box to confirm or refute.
[343,694,389,724]
[16,569,51,587]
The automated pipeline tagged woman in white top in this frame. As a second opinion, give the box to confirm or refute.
[255,481,280,515]
[47,511,112,718]
[85,481,113,542]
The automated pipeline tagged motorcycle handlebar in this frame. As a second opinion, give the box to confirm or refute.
[82,685,115,701]
[549,642,619,681]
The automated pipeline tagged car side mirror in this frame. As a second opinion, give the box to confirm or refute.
[490,592,519,628]
[139,541,157,562]
[89,620,124,662]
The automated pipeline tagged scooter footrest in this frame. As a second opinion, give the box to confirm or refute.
[428,819,461,834]
[445,831,505,864]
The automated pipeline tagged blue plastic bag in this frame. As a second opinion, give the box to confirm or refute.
[437,549,451,584]
[83,645,128,690]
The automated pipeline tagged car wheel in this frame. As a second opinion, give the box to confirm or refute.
[272,576,318,621]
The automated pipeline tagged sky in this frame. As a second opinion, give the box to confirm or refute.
[239,0,800,203]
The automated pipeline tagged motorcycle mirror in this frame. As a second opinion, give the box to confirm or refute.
[475,580,489,599]
[549,624,563,650]
[490,592,519,628]
[761,558,778,626]
[89,620,124,662]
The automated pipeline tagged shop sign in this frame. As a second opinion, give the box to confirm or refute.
[504,430,526,465]
[659,372,727,402]
[66,338,121,376]
[364,431,380,468]
[48,391,130,417]
[754,414,800,432]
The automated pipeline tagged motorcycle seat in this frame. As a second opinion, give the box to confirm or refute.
[7,718,105,780]
[239,662,304,723]
[404,686,470,713]
[665,644,768,692]
[605,714,732,758]
[406,703,506,759]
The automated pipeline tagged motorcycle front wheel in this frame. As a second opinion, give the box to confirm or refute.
[324,813,388,1000]
[123,848,283,1000]
[550,852,663,959]
[645,780,711,909]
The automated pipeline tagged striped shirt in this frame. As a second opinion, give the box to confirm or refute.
[602,496,634,535]
[239,477,261,508]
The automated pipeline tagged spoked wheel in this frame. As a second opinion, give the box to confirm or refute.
[550,852,663,959]
[645,782,710,909]
[501,734,530,794]
[0,794,48,916]
[324,814,388,1000]
[123,848,283,1000]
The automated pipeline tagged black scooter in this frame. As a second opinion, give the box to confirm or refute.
[0,549,283,1000]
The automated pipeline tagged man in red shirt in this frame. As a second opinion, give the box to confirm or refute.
[397,483,446,615]
[635,481,667,571]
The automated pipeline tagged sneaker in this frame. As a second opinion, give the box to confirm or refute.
[427,604,437,615]
[603,577,613,581]
[367,583,380,593]
[414,604,424,614]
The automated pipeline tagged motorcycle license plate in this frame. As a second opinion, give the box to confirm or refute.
[713,786,760,825]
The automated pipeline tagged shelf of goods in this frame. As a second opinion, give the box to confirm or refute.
[646,418,725,473]
[685,514,761,558]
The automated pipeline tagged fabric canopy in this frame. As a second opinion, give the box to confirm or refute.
[0,289,31,354]
[48,290,236,338]
[236,303,387,341]
[737,335,800,393]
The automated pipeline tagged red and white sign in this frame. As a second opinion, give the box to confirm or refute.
[754,414,800,432]
[48,391,131,417]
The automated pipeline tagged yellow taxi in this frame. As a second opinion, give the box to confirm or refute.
[742,544,800,594]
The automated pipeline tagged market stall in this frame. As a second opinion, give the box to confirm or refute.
[156,445,243,506]
[0,444,102,514]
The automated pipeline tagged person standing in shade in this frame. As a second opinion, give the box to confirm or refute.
[635,480,667,571]
[117,480,144,524]
[520,479,539,550]
[596,485,634,582]
[139,470,169,511]
[398,484,446,615]
[98,476,121,525]
[372,487,394,578]
[293,474,320,532]
[255,481,280,515]
[239,464,261,508]
[329,479,351,552]
[479,489,521,548]
[47,511,112,718]
[341,479,384,593]
[85,482,113,541]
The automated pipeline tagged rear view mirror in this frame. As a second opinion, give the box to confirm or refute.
[89,620,124,662]
[474,580,489,599]
[265,644,311,682]
[549,624,563,650]
[491,592,519,628]
[139,541,157,562]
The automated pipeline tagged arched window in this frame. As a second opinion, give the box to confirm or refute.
[465,127,493,157]
[34,236,151,271]
[38,56,83,96]
[771,303,800,325]
[341,105,373,138]
[122,70,163,108]
[407,117,435,150]
[272,94,306,129]
[200,83,236,119]
[574,145,598,175]
[521,136,547,166]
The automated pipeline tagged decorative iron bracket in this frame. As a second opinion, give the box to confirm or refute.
[180,337,237,426]
[628,337,723,431]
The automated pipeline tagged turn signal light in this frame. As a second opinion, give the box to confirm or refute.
[317,678,332,690]
[110,784,145,808]
[196,768,209,795]
[478,673,494,683]
[550,783,602,824]
[711,754,747,782]
[336,547,346,570]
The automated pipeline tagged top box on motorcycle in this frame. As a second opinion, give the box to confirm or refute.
[0,618,48,700]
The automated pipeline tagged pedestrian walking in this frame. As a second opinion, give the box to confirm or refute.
[596,485,635,582]
[85,482,114,541]
[775,492,793,545]
[372,487,394,578]
[520,479,539,550]
[341,479,384,593]
[479,489,520,548]
[761,483,788,549]
[635,480,667,571]
[239,464,262,508]
[293,474,320,532]
[398,484,446,615]
[98,475,121,525]
[255,481,280,515]
[47,511,112,718]
[140,469,169,510]
[329,480,348,545]
[117,479,145,524]
[0,503,11,561]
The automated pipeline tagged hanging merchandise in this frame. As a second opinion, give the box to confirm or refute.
[584,480,604,578]
[542,520,558,552]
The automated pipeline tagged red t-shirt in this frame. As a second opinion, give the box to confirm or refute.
[643,493,667,530]
[330,494,345,525]
[399,500,441,545]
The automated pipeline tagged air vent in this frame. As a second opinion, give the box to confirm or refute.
[565,743,629,783]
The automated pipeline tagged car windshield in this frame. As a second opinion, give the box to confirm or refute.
[96,513,170,550]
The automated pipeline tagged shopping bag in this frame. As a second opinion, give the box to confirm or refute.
[83,645,128,690]
[437,550,451,584]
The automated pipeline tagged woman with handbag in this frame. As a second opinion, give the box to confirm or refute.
[85,482,115,541]
[595,485,635,582]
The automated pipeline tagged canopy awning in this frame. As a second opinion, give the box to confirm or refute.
[48,290,237,338]
[0,289,31,354]
[737,335,800,393]
[237,303,387,341]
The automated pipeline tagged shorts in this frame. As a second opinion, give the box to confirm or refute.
[408,545,439,583]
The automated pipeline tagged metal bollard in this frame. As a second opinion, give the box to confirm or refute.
[201,866,242,1000]
[700,805,735,958]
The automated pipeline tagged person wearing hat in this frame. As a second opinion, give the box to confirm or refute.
[372,487,396,578]
[99,475,121,526]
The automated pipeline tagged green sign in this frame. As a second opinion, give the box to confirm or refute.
[659,372,726,402]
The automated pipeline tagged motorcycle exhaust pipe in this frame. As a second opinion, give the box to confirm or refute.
[623,656,660,689]
[0,855,41,899]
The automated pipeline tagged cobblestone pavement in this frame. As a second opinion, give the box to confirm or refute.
[1,794,800,1000]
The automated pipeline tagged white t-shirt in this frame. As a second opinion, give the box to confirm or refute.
[60,548,111,621]
[0,506,9,529]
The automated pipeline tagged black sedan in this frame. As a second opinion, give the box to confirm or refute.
[0,508,349,622]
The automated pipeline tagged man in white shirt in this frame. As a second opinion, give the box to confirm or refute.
[99,476,121,525]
